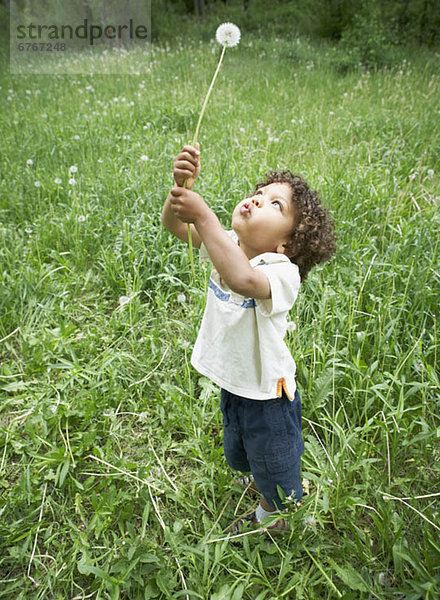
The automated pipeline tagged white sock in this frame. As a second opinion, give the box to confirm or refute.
[255,502,275,522]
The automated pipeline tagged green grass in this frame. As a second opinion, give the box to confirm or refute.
[1,26,439,600]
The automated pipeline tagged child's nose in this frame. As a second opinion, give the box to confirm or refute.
[251,197,261,207]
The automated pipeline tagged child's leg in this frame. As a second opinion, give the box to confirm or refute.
[244,389,304,512]
[220,389,251,473]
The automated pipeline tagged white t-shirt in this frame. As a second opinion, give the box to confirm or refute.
[191,231,300,400]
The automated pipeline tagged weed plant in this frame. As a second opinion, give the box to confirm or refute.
[0,26,439,600]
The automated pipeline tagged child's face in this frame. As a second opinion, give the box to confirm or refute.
[231,182,296,259]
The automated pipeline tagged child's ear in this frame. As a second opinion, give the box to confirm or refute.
[276,242,287,254]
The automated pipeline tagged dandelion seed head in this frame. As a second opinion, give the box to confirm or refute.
[427,169,434,178]
[77,215,86,222]
[140,155,149,161]
[119,295,130,306]
[27,159,33,166]
[303,515,317,529]
[286,321,296,332]
[69,178,76,185]
[177,293,186,303]
[34,181,41,187]
[69,165,78,174]
[215,22,241,48]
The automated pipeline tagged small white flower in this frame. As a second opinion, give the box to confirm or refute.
[54,177,62,184]
[177,293,186,303]
[427,169,434,178]
[69,178,76,185]
[97,158,103,163]
[34,181,41,187]
[25,227,33,234]
[73,135,80,140]
[118,295,130,306]
[69,165,78,174]
[27,159,33,166]
[140,155,149,161]
[41,113,47,118]
[286,321,296,332]
[77,215,86,222]
[215,22,241,48]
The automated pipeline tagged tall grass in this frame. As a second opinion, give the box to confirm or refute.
[0,27,439,599]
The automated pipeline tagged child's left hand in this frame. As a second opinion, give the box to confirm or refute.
[169,186,209,224]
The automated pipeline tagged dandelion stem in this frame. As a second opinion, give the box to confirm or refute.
[185,43,228,281]
[192,43,227,148]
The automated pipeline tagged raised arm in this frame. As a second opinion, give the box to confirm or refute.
[169,186,271,299]
[161,144,202,248]
[161,191,202,247]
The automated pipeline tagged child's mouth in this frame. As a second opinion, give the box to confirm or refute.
[240,202,251,215]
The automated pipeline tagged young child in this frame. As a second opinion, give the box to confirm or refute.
[162,144,336,533]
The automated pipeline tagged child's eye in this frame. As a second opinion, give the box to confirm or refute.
[255,190,263,196]
[272,200,282,209]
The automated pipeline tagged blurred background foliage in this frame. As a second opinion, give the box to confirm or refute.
[1,0,440,70]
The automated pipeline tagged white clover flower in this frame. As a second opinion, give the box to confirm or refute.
[177,293,186,303]
[118,295,130,306]
[69,178,76,185]
[215,22,241,48]
[25,227,33,234]
[54,177,62,184]
[77,215,86,222]
[69,165,78,174]
[27,159,33,166]
[34,181,41,187]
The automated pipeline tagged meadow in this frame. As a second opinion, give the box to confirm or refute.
[0,22,439,600]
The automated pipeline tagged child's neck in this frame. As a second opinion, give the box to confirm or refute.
[238,239,279,261]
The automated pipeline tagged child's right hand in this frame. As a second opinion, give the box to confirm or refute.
[173,143,200,189]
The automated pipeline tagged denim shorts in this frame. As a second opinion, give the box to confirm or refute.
[220,387,304,510]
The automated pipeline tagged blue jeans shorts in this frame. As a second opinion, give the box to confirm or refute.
[220,387,304,510]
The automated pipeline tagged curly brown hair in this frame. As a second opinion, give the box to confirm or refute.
[254,171,336,280]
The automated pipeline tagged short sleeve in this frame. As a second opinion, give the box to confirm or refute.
[199,230,238,263]
[256,260,300,317]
